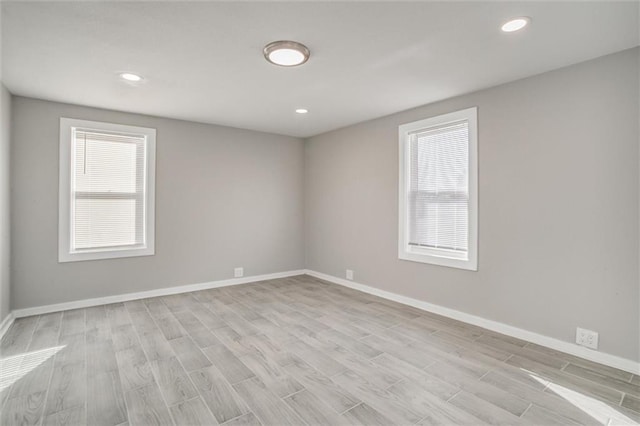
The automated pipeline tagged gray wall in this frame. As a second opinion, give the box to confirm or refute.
[305,48,640,362]
[0,85,10,323]
[11,97,305,309]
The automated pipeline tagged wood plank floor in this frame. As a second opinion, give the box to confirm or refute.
[1,274,638,425]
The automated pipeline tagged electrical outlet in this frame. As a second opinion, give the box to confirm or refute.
[346,269,354,280]
[234,267,244,278]
[576,327,598,349]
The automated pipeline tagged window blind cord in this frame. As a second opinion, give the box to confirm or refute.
[83,132,87,175]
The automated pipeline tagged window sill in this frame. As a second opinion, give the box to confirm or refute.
[398,250,477,271]
[58,246,155,263]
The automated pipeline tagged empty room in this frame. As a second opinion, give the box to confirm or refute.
[0,1,639,425]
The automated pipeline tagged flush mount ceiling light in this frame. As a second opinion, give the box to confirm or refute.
[295,108,308,114]
[501,17,530,32]
[263,41,310,67]
[119,72,143,82]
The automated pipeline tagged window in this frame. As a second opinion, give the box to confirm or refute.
[59,118,156,262]
[398,107,477,270]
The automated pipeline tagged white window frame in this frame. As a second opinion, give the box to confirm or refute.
[398,107,478,271]
[59,118,156,262]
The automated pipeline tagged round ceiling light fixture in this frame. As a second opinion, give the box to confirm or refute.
[295,108,308,114]
[263,41,310,67]
[501,17,530,33]
[120,72,143,82]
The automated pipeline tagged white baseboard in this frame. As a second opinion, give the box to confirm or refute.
[304,269,640,375]
[12,269,306,318]
[0,311,15,340]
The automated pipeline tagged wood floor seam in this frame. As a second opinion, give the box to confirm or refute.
[446,389,463,403]
[37,312,64,426]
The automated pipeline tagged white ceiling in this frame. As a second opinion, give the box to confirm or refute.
[2,1,638,138]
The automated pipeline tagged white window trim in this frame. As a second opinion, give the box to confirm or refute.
[398,107,478,271]
[59,118,156,262]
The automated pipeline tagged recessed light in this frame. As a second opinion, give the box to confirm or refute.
[295,109,308,114]
[264,41,310,67]
[501,17,530,33]
[120,72,143,82]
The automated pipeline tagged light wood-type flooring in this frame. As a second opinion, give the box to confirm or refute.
[1,275,639,425]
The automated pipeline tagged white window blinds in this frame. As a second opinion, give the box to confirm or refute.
[408,121,469,257]
[399,107,477,270]
[71,129,147,251]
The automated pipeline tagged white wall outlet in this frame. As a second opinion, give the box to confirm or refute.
[576,327,598,350]
[234,267,244,278]
[346,269,354,280]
